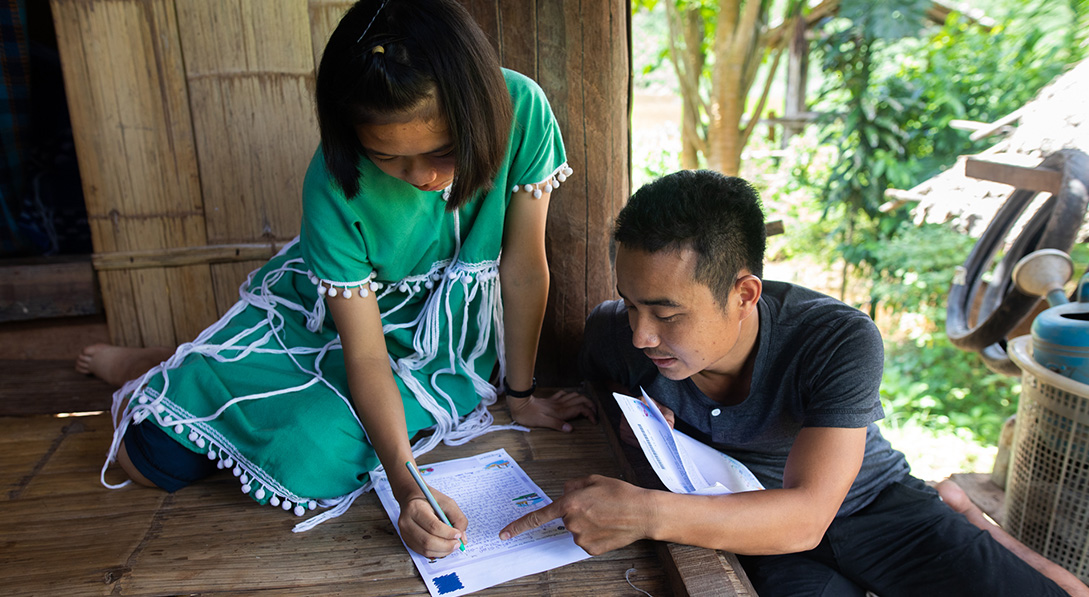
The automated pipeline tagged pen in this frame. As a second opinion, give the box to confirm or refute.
[405,461,466,552]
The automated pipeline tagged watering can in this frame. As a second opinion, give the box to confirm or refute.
[1012,249,1089,385]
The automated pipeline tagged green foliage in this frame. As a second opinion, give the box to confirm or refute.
[881,339,1019,444]
[871,224,1020,444]
[891,13,1072,181]
[869,223,976,318]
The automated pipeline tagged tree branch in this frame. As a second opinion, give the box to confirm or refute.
[765,0,840,49]
[740,45,784,148]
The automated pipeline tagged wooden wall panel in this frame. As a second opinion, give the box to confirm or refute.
[165,265,219,343]
[176,0,317,244]
[496,0,538,77]
[211,261,266,316]
[51,0,205,254]
[308,1,354,68]
[51,0,210,347]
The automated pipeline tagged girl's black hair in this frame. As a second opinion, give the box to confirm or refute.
[316,0,513,209]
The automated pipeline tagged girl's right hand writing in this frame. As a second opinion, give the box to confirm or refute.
[398,487,468,558]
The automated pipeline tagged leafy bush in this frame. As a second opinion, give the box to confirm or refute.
[871,223,1020,444]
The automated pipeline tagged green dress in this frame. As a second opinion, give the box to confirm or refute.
[103,70,570,530]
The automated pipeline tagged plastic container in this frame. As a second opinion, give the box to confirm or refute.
[1030,272,1089,385]
[1007,335,1089,583]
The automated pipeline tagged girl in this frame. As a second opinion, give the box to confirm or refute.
[88,0,594,558]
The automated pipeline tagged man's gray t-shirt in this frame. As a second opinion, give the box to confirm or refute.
[579,280,910,517]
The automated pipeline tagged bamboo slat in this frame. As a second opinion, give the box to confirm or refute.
[308,0,355,67]
[50,0,205,255]
[177,0,315,245]
[93,242,290,271]
[211,260,268,316]
[96,269,143,347]
[130,269,180,347]
[165,264,220,343]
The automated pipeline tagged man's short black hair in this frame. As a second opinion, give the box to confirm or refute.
[315,0,512,209]
[613,170,766,307]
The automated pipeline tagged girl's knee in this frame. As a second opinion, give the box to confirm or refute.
[117,442,160,489]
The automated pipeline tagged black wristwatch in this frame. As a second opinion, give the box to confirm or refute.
[504,377,536,398]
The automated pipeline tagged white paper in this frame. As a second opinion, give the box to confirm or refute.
[372,448,590,597]
[613,389,764,495]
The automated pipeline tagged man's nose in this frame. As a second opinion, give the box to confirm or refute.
[631,318,659,349]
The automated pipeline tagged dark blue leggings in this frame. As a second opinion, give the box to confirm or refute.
[738,475,1068,597]
[123,421,217,492]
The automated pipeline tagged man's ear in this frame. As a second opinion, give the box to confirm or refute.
[736,274,762,319]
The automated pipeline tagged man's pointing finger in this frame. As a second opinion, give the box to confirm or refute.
[499,500,564,540]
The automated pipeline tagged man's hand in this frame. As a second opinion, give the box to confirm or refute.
[508,389,597,432]
[499,475,655,555]
[398,487,468,558]
[619,397,675,446]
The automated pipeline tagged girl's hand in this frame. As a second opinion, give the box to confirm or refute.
[508,388,597,432]
[397,487,468,558]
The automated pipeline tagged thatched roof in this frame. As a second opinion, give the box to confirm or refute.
[887,59,1089,236]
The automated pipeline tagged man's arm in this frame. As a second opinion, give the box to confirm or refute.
[501,425,865,555]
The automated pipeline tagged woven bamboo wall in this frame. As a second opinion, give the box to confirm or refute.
[50,0,629,384]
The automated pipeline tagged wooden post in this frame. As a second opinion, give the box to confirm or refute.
[781,7,809,148]
[464,0,631,385]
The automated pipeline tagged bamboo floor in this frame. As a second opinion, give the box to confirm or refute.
[0,360,671,596]
[0,356,1010,597]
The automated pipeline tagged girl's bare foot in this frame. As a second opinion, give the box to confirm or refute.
[938,479,1089,596]
[75,343,174,387]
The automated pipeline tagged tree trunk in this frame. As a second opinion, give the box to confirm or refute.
[707,0,767,176]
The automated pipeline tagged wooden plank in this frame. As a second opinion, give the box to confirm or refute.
[92,242,289,271]
[0,257,100,322]
[0,360,113,416]
[496,0,538,77]
[951,472,1007,526]
[662,543,756,597]
[534,0,630,386]
[0,316,108,360]
[965,157,1062,195]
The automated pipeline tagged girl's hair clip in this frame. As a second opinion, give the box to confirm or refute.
[371,45,385,55]
[356,0,390,43]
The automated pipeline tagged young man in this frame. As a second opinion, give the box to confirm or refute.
[500,170,1084,596]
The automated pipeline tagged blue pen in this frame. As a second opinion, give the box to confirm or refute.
[406,461,466,552]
